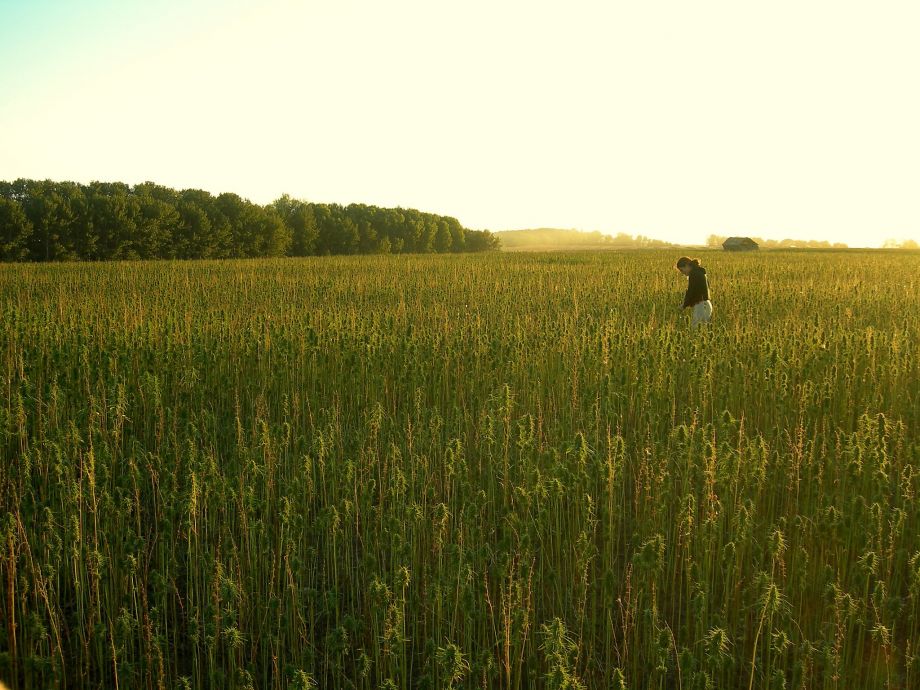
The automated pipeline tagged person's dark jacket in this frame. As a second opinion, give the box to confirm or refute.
[682,266,709,308]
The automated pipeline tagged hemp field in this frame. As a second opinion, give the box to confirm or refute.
[1,250,919,688]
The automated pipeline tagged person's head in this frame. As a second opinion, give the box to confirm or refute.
[676,256,700,276]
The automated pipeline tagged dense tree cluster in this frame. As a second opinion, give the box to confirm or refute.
[0,179,499,261]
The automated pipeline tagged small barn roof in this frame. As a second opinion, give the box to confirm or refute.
[722,236,759,250]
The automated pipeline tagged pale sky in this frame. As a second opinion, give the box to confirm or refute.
[1,0,918,247]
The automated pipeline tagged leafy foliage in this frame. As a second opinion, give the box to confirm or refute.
[0,179,498,261]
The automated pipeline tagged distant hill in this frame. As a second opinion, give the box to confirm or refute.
[494,228,676,251]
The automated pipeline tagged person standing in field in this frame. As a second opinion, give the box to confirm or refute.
[676,256,712,327]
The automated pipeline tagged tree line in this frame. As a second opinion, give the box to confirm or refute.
[709,234,919,250]
[0,179,499,261]
[706,234,849,249]
[881,238,919,249]
[495,228,676,251]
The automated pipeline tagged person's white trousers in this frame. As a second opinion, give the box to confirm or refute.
[691,300,713,327]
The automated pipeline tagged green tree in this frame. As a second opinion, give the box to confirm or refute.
[314,204,358,255]
[134,186,180,259]
[0,197,33,260]
[16,179,80,260]
[248,206,291,257]
[434,219,452,252]
[216,191,261,257]
[465,229,499,252]
[87,181,141,259]
[273,195,318,256]
[358,219,378,253]
[176,199,214,259]
[446,217,465,252]
[0,178,493,260]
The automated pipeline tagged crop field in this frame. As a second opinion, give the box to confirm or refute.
[1,250,919,689]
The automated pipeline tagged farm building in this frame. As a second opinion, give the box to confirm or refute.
[722,237,759,251]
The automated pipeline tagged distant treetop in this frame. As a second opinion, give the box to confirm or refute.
[707,234,849,249]
[494,228,675,251]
